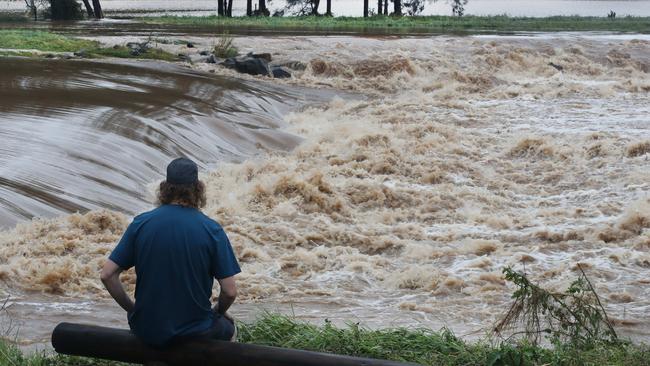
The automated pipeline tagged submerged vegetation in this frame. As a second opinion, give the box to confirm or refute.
[1,270,649,365]
[0,30,177,61]
[142,15,650,33]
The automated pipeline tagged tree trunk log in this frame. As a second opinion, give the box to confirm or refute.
[52,323,417,366]
[91,0,103,18]
[259,0,267,16]
[246,0,252,16]
[363,0,368,17]
[218,0,224,16]
[81,0,95,17]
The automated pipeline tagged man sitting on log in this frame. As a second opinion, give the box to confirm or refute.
[100,157,241,347]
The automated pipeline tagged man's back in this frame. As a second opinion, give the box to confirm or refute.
[109,204,240,347]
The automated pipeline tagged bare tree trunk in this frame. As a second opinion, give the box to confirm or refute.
[311,0,320,15]
[226,0,233,16]
[377,0,383,15]
[246,0,252,16]
[258,0,267,15]
[326,0,331,16]
[383,0,388,15]
[218,0,224,15]
[363,0,368,17]
[81,0,95,17]
[393,0,401,15]
[91,0,103,18]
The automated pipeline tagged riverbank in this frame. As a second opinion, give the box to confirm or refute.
[140,15,650,33]
[0,30,177,60]
[1,313,649,365]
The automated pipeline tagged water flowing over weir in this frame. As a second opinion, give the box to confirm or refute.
[0,58,332,228]
[1,32,650,349]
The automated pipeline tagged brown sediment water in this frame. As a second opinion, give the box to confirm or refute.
[1,33,650,347]
[0,57,336,227]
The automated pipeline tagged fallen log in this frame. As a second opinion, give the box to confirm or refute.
[52,323,420,366]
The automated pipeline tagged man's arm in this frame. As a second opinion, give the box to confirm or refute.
[214,275,237,315]
[100,259,135,313]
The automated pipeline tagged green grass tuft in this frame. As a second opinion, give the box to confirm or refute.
[0,30,178,61]
[0,30,97,52]
[1,314,648,365]
[140,15,650,34]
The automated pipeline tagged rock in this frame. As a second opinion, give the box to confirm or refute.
[199,50,210,56]
[221,57,271,76]
[188,54,209,64]
[186,42,195,48]
[126,41,150,56]
[221,57,237,68]
[207,55,224,64]
[74,49,88,58]
[548,62,564,72]
[246,52,272,62]
[271,66,291,78]
[234,57,270,76]
[279,61,307,71]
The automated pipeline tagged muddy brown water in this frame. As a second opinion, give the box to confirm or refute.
[1,28,650,351]
[0,57,340,228]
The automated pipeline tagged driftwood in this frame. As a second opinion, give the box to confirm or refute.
[52,323,419,366]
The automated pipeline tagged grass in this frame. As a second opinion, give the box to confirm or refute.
[0,30,178,61]
[213,33,238,58]
[141,15,650,34]
[1,314,648,365]
[0,13,29,22]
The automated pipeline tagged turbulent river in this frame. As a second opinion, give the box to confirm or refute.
[0,27,649,348]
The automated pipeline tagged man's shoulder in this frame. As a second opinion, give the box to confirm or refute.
[197,211,224,231]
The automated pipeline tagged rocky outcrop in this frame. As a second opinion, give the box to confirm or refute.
[126,41,149,56]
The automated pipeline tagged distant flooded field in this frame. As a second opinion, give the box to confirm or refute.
[2,0,650,17]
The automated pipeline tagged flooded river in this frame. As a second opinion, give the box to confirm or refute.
[0,58,334,227]
[0,25,649,348]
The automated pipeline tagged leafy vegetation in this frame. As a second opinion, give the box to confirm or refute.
[0,266,647,365]
[213,33,238,58]
[141,15,650,33]
[1,313,648,365]
[0,30,178,61]
[0,12,30,22]
[495,266,618,347]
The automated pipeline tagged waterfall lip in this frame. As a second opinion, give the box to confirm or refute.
[0,57,350,229]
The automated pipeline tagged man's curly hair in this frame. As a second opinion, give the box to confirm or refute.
[157,180,206,209]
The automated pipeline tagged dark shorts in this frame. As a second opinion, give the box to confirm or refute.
[173,315,235,344]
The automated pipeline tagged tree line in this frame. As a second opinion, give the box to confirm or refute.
[34,0,469,21]
[220,0,468,17]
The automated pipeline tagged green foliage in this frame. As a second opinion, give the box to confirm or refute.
[238,313,492,365]
[48,0,83,20]
[495,266,618,348]
[0,13,30,22]
[142,15,650,33]
[0,30,96,52]
[1,314,649,365]
[213,33,238,58]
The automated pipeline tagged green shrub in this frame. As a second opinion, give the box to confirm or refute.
[213,33,238,58]
[48,0,83,20]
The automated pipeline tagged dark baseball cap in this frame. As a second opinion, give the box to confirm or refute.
[166,157,198,185]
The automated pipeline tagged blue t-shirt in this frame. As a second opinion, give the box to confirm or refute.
[108,204,241,347]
